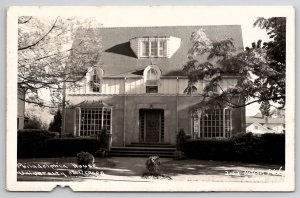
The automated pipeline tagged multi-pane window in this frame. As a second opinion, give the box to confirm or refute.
[140,39,168,57]
[193,109,232,138]
[142,41,149,56]
[146,68,159,81]
[159,40,167,57]
[75,107,112,137]
[146,86,158,93]
[90,69,101,92]
[146,68,159,93]
[150,41,158,56]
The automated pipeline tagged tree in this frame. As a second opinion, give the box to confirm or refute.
[48,110,62,133]
[18,16,102,108]
[24,104,52,129]
[183,17,286,115]
[24,115,48,130]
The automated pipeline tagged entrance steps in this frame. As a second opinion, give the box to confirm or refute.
[109,143,176,158]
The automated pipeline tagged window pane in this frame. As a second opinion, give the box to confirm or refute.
[78,108,111,136]
[197,109,231,139]
[147,68,158,81]
[91,70,101,92]
[142,41,149,56]
[146,86,158,93]
[159,40,167,57]
[150,41,158,56]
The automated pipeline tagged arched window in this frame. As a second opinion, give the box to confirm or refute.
[91,70,101,92]
[87,67,104,93]
[143,65,161,93]
[147,68,159,81]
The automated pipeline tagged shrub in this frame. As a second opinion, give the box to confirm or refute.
[231,132,263,162]
[97,128,110,149]
[60,133,75,138]
[24,115,47,129]
[145,155,161,175]
[143,155,172,180]
[48,110,62,134]
[95,148,109,158]
[183,133,285,164]
[46,138,99,157]
[17,129,58,158]
[176,129,186,151]
[231,132,285,164]
[257,133,285,164]
[184,139,234,161]
[18,130,99,158]
[76,151,95,172]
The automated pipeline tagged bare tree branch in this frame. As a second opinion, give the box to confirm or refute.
[18,17,59,51]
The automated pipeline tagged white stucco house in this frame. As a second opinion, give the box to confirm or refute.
[246,113,285,134]
[246,122,278,135]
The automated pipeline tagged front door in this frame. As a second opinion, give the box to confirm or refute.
[145,110,160,142]
[139,109,164,143]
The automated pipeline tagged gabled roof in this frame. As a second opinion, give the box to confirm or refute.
[92,25,244,77]
[246,117,285,124]
[253,113,263,118]
[246,122,277,133]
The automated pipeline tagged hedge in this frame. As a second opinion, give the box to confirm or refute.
[184,139,234,161]
[184,133,285,164]
[45,138,99,157]
[18,130,99,158]
[17,129,59,158]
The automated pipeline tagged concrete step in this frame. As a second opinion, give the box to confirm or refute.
[110,149,174,154]
[110,153,174,158]
[111,146,175,151]
[109,146,176,158]
[127,143,175,148]
[130,142,173,145]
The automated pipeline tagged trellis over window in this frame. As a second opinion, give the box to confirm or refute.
[192,108,232,139]
[86,67,104,93]
[143,65,161,93]
[74,100,112,137]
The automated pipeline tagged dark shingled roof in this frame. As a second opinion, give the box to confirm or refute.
[88,25,244,77]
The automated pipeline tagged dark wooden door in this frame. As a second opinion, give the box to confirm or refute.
[145,110,160,142]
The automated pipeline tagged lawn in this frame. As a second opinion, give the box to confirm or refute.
[17,157,285,182]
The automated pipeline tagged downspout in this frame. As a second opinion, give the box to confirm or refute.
[61,81,66,137]
[123,77,127,147]
[176,77,179,133]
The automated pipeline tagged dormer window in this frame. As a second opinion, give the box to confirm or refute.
[141,39,167,58]
[142,41,149,56]
[129,36,181,59]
